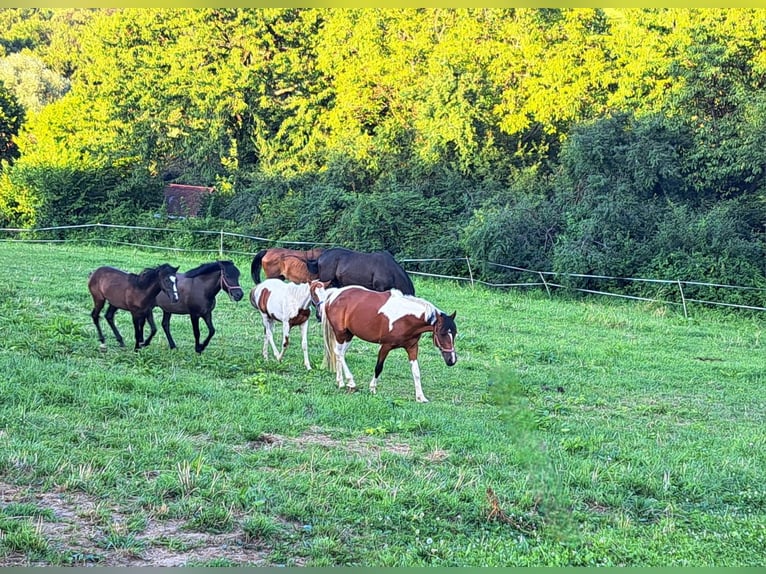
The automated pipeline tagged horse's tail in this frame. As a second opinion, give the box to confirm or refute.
[401,270,416,295]
[321,309,337,373]
[394,263,416,295]
[251,250,267,284]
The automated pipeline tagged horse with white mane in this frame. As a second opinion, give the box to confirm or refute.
[250,279,314,370]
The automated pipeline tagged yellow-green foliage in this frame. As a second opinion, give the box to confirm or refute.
[0,168,37,227]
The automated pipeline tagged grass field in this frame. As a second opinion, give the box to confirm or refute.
[0,241,764,566]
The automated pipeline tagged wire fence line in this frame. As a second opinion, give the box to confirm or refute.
[2,222,765,316]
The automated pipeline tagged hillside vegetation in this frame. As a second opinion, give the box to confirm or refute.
[0,9,764,305]
[0,241,764,566]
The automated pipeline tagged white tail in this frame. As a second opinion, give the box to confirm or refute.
[321,308,337,373]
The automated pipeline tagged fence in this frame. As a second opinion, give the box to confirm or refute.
[2,223,765,316]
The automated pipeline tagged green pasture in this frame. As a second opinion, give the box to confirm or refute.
[0,241,764,566]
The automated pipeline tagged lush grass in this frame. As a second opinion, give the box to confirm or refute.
[0,241,764,566]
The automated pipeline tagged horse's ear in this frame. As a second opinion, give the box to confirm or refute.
[449,311,456,319]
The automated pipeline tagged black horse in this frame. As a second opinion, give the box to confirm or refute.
[153,260,244,353]
[306,247,415,295]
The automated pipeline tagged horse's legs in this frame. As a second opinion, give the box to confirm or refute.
[90,298,107,347]
[104,304,125,347]
[369,345,393,395]
[300,320,311,370]
[260,316,271,360]
[131,313,144,351]
[278,321,292,361]
[142,311,158,348]
[197,313,215,353]
[161,311,177,349]
[406,343,428,403]
[334,339,355,390]
[261,315,280,360]
[189,315,204,354]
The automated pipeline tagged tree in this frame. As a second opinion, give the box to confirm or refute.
[0,80,24,165]
[0,52,70,114]
[68,8,327,188]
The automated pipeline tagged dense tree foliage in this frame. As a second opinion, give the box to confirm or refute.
[0,8,764,303]
[0,80,23,165]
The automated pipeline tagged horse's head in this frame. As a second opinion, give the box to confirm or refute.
[220,261,244,302]
[433,311,457,366]
[158,264,180,303]
[309,279,332,321]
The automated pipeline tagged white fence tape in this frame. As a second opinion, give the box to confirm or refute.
[2,223,764,315]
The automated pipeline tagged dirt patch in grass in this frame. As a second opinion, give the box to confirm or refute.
[0,481,278,567]
[1,427,438,566]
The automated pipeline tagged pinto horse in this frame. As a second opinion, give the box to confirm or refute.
[250,279,314,370]
[154,260,244,353]
[306,247,415,296]
[250,247,324,284]
[309,281,457,403]
[88,263,179,351]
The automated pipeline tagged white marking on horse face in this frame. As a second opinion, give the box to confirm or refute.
[169,276,179,300]
[378,295,432,331]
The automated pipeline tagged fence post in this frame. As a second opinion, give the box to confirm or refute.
[465,257,475,287]
[220,230,224,258]
[539,272,552,298]
[677,279,688,319]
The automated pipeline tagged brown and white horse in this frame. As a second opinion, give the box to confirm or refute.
[250,279,314,370]
[309,281,457,403]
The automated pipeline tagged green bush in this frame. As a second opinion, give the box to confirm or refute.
[461,195,562,284]
[550,191,663,290]
[640,200,766,307]
[2,160,164,230]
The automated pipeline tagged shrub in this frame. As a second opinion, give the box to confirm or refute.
[461,194,562,284]
[639,200,766,307]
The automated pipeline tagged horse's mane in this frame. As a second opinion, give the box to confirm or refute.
[134,265,161,288]
[185,261,226,278]
[390,290,439,323]
[285,281,312,302]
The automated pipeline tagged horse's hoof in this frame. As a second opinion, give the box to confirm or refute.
[346,387,357,394]
[416,396,430,403]
[99,344,107,352]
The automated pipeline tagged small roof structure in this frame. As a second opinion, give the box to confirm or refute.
[163,183,215,217]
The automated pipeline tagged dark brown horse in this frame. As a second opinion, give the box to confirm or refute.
[251,247,324,284]
[306,247,415,296]
[309,281,457,403]
[88,263,179,351]
[154,260,244,353]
